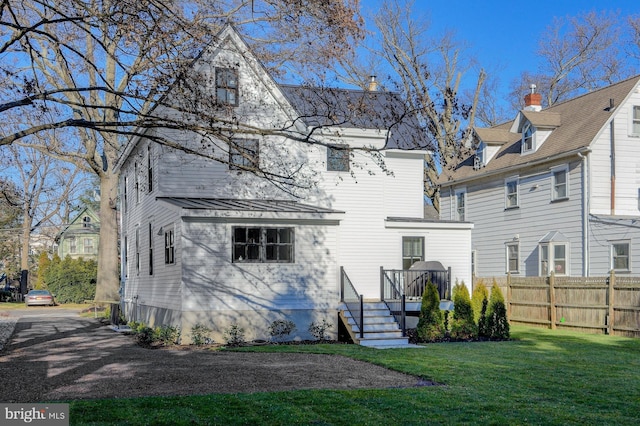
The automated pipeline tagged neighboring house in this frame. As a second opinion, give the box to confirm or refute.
[439,76,640,278]
[115,25,473,343]
[55,207,100,261]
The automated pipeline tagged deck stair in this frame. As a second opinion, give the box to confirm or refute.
[340,301,416,348]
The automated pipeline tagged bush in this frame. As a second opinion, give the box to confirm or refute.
[308,319,332,341]
[451,282,477,340]
[471,280,490,325]
[487,282,510,340]
[268,319,296,342]
[224,324,246,347]
[478,297,490,338]
[416,280,444,342]
[155,325,180,346]
[191,324,212,346]
[136,326,155,346]
[43,255,97,304]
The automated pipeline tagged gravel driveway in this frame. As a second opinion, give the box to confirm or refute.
[0,308,427,402]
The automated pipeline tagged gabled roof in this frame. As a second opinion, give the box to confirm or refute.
[280,85,430,150]
[441,74,640,185]
[473,128,517,145]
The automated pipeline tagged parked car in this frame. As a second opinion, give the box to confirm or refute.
[24,289,55,307]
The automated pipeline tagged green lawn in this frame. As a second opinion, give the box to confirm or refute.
[68,326,639,425]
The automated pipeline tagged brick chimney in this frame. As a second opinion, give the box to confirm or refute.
[524,84,542,111]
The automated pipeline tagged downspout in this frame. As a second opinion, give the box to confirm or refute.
[610,99,616,215]
[578,151,590,276]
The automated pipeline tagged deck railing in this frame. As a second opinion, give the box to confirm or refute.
[381,267,452,336]
[340,267,363,339]
[381,267,452,301]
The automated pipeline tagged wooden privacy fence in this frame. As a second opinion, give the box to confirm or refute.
[475,272,640,338]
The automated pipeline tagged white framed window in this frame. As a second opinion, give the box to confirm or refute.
[522,123,533,153]
[148,223,153,276]
[69,237,77,254]
[505,177,519,209]
[506,241,519,274]
[471,250,477,277]
[233,227,294,263]
[83,216,91,228]
[630,106,640,136]
[135,227,140,274]
[84,238,94,254]
[455,189,466,221]
[551,165,569,201]
[164,227,175,265]
[402,237,424,269]
[147,145,153,193]
[611,241,630,272]
[229,139,259,171]
[327,145,350,172]
[539,242,568,276]
[215,67,238,106]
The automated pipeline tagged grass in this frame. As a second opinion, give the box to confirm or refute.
[65,325,640,425]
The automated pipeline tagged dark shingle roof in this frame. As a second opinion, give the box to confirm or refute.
[441,75,640,185]
[158,197,343,214]
[279,85,430,151]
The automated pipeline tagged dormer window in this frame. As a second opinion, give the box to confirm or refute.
[522,124,533,153]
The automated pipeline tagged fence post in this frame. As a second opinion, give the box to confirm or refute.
[549,272,556,330]
[608,270,616,335]
[506,273,512,321]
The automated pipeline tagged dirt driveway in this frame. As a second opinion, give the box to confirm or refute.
[0,308,426,402]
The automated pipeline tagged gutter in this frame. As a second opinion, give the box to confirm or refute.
[577,151,589,276]
[440,147,593,187]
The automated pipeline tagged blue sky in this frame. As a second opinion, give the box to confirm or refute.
[363,0,640,100]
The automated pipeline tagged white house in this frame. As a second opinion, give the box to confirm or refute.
[439,76,640,279]
[115,25,473,345]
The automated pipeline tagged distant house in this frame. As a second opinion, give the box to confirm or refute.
[115,25,473,345]
[56,207,100,261]
[439,76,640,278]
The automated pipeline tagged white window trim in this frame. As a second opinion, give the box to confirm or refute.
[505,176,520,209]
[628,105,640,137]
[505,241,520,274]
[550,164,569,201]
[611,240,631,272]
[455,188,466,221]
[539,242,569,276]
[522,123,534,154]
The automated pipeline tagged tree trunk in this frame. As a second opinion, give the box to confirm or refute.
[94,169,120,302]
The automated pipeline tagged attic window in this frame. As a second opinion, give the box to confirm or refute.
[216,67,238,106]
[522,124,533,153]
[474,142,485,169]
[83,216,91,228]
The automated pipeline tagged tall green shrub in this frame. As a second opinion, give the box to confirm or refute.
[471,280,489,325]
[487,282,510,340]
[451,282,477,340]
[416,280,444,342]
[44,256,97,303]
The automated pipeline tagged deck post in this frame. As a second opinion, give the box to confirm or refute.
[359,295,364,339]
[401,294,406,336]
